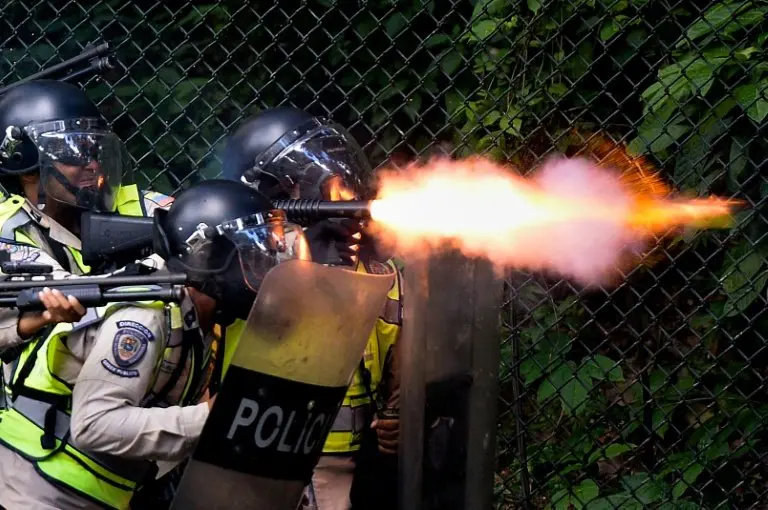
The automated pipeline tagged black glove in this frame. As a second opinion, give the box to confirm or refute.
[304,218,362,266]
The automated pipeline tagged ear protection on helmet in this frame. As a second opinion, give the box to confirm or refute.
[0,126,39,175]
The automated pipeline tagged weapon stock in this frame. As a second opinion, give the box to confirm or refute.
[80,212,156,268]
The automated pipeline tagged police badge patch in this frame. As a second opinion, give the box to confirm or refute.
[0,242,40,263]
[101,320,155,378]
[364,260,392,275]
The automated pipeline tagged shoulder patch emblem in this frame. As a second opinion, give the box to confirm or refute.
[102,320,155,378]
[0,242,38,261]
[144,192,174,209]
[365,260,392,275]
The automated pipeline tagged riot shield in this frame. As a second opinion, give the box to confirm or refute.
[399,250,503,510]
[171,259,394,510]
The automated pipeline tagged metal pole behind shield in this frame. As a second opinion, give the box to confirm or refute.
[399,251,503,510]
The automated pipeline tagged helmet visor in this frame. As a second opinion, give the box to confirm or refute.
[29,119,127,212]
[250,119,371,200]
[218,213,311,292]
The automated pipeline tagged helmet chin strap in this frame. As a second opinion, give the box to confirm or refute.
[50,168,106,211]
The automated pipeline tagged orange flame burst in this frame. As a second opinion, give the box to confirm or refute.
[365,150,740,287]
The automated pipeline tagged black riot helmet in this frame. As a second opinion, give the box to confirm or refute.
[153,179,311,323]
[221,107,372,201]
[0,80,128,212]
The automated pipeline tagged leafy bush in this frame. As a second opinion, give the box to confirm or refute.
[2,0,766,507]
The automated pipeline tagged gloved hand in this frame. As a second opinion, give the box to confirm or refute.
[371,414,399,455]
[304,218,362,266]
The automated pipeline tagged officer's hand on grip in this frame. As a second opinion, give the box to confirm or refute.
[17,288,87,338]
[371,411,399,455]
[304,218,362,266]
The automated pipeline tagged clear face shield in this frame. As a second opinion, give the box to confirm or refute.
[26,118,128,212]
[247,118,372,201]
[183,210,312,296]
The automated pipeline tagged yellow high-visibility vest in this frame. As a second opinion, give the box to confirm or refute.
[0,300,199,509]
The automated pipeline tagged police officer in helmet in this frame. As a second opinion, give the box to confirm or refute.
[0,80,128,231]
[0,80,174,388]
[222,107,402,510]
[222,106,374,267]
[0,179,309,509]
[153,179,310,327]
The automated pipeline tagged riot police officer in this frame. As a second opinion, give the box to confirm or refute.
[222,107,402,510]
[0,80,173,383]
[0,179,309,509]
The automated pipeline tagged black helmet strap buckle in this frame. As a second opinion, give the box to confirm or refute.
[49,168,95,208]
[184,222,218,254]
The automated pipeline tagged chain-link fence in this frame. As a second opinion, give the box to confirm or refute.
[2,0,767,508]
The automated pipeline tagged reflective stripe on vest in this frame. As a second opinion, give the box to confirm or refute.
[116,185,174,218]
[0,195,90,275]
[0,195,88,404]
[0,300,196,509]
[114,184,143,217]
[322,259,403,454]
[219,319,245,383]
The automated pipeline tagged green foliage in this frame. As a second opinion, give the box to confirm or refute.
[7,0,768,507]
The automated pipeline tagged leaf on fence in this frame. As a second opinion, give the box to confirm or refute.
[482,110,501,126]
[720,252,767,317]
[671,462,704,499]
[682,2,758,45]
[527,0,541,15]
[572,479,600,508]
[537,362,571,403]
[385,13,408,38]
[438,50,462,76]
[588,443,634,464]
[628,116,690,155]
[599,20,620,42]
[468,19,500,42]
[583,354,624,382]
[471,0,507,20]
[585,493,643,510]
[683,56,727,96]
[728,136,750,185]
[425,34,451,48]
[561,365,593,415]
[521,350,551,385]
[499,115,523,137]
[674,115,727,187]
[733,81,768,123]
[444,90,465,117]
[549,488,570,510]
[619,473,666,504]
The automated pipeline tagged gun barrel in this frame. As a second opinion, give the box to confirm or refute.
[0,42,111,95]
[272,199,372,224]
[60,55,117,83]
[0,273,188,292]
[0,284,185,312]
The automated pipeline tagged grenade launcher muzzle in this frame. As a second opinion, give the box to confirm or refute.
[271,199,372,225]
